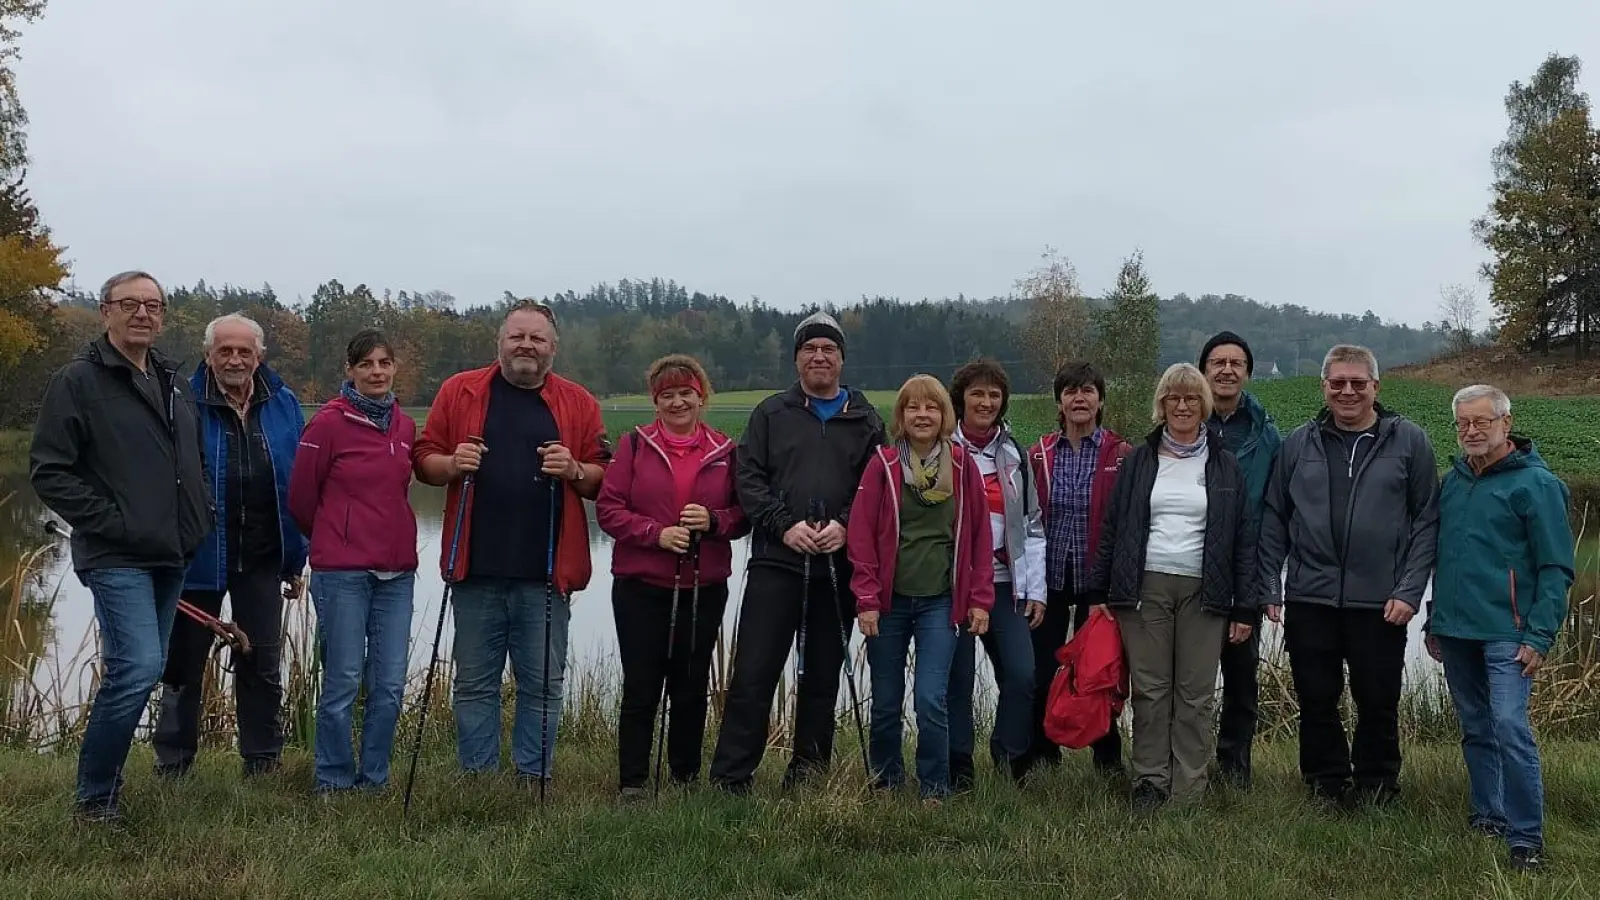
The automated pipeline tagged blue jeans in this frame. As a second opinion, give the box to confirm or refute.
[1438,637,1545,850]
[949,582,1035,768]
[866,593,959,798]
[451,577,571,778]
[76,567,184,809]
[309,570,415,790]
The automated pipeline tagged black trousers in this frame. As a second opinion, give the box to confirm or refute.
[152,568,284,769]
[1025,588,1121,769]
[613,576,729,789]
[710,562,853,790]
[1216,613,1262,774]
[1283,602,1408,791]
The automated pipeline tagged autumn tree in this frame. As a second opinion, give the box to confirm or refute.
[1096,249,1161,385]
[1475,54,1600,356]
[1018,247,1092,388]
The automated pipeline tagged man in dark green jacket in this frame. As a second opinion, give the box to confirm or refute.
[1426,384,1572,873]
[1200,331,1281,788]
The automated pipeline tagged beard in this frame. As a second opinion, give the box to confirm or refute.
[501,353,550,387]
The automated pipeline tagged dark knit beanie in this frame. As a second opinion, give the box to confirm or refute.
[1199,330,1253,376]
[793,311,846,356]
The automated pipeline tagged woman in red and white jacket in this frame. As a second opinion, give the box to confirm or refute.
[287,329,418,794]
[847,374,993,803]
[595,355,749,800]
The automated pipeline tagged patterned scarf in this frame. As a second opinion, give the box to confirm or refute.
[899,438,954,506]
[1161,427,1208,459]
[342,380,396,432]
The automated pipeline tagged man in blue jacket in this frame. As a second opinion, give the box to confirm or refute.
[151,313,308,778]
[1200,331,1280,788]
[1426,384,1572,872]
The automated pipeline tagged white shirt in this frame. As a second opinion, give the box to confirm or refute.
[1144,450,1208,578]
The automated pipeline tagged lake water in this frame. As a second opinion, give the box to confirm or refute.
[1,469,1448,733]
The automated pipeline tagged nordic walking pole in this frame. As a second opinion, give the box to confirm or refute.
[655,551,686,798]
[403,438,480,816]
[539,474,558,807]
[812,499,870,780]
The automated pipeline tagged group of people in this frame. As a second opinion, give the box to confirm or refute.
[29,270,1574,871]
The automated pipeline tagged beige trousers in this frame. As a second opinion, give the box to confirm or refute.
[1113,571,1227,801]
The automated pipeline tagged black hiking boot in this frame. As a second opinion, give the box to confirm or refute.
[1509,846,1543,872]
[1129,780,1169,815]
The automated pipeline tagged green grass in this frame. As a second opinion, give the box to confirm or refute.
[2,741,1597,898]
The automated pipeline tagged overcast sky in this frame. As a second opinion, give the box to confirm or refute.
[14,1,1600,325]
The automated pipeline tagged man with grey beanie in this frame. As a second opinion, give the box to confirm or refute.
[710,311,885,794]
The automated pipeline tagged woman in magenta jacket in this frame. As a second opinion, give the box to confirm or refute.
[847,374,993,803]
[596,354,748,800]
[287,329,418,794]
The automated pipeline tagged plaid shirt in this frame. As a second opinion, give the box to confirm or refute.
[1046,428,1101,594]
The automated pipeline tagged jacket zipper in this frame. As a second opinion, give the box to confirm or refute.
[1509,568,1521,629]
[1334,424,1388,608]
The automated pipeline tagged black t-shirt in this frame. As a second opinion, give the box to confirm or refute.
[1324,421,1380,560]
[468,373,563,580]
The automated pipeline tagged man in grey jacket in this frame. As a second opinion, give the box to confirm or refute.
[1256,344,1439,808]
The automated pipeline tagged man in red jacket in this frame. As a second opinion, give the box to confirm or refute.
[413,302,611,787]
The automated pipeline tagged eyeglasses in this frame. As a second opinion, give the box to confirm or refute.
[1454,416,1504,433]
[798,343,840,358]
[1164,394,1203,408]
[104,298,166,316]
[1325,378,1371,392]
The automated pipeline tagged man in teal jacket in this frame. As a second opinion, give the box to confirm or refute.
[1427,383,1573,873]
[1200,331,1281,787]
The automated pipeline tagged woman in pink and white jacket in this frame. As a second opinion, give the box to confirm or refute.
[847,374,994,803]
[596,355,748,801]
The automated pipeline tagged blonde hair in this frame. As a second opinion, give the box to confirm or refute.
[889,374,956,443]
[1151,362,1215,424]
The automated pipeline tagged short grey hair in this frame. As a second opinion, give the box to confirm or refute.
[99,270,165,305]
[1321,344,1380,381]
[1452,384,1512,418]
[203,313,266,353]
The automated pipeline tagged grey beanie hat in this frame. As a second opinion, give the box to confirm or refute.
[793,311,846,356]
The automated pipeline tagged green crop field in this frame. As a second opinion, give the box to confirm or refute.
[387,377,1600,479]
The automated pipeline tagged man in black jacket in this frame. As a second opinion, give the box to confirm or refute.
[709,311,884,794]
[30,270,213,823]
[1257,344,1439,808]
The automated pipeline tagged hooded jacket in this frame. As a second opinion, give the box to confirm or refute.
[952,422,1047,603]
[1216,391,1281,530]
[185,362,309,590]
[288,394,419,573]
[1256,404,1440,611]
[1428,437,1574,656]
[736,382,885,574]
[846,442,995,625]
[596,422,751,589]
[29,335,212,572]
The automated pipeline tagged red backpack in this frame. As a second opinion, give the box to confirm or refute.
[1043,608,1128,750]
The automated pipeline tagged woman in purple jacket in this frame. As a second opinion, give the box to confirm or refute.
[596,355,749,801]
[288,329,419,794]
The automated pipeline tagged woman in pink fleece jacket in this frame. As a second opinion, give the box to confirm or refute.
[595,355,748,800]
[847,374,993,803]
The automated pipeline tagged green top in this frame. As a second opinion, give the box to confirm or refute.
[894,486,955,598]
[1429,438,1575,655]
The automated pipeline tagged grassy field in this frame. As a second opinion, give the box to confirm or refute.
[3,740,1598,899]
[586,377,1600,479]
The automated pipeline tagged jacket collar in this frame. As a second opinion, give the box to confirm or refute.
[82,333,180,377]
[636,420,734,461]
[781,381,871,419]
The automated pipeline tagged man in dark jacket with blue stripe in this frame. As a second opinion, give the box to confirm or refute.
[1257,344,1439,809]
[1200,332,1281,788]
[151,313,308,779]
